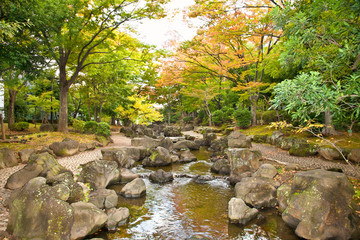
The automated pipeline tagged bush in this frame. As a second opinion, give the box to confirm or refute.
[96,122,111,137]
[83,121,98,134]
[233,109,251,128]
[183,116,194,123]
[213,107,233,126]
[170,112,181,123]
[72,119,85,133]
[13,122,29,131]
[262,110,278,124]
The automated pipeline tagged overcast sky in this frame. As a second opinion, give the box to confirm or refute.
[131,0,197,49]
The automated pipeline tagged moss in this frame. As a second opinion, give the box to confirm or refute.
[150,151,158,162]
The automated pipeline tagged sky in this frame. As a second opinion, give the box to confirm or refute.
[131,0,198,49]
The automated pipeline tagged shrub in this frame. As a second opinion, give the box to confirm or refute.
[262,110,278,124]
[170,112,181,123]
[183,116,194,123]
[233,109,251,128]
[13,122,29,131]
[83,121,98,134]
[212,107,233,126]
[72,119,85,133]
[96,122,111,137]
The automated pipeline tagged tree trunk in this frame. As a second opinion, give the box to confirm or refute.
[111,116,116,125]
[250,94,258,126]
[8,89,17,130]
[322,109,337,136]
[99,101,103,122]
[94,103,98,122]
[58,81,70,132]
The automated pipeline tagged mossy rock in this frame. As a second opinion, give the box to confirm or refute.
[289,142,318,157]
[253,135,268,143]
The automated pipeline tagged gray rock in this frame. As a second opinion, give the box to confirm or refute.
[149,169,174,183]
[163,126,182,137]
[79,142,96,152]
[49,138,80,157]
[228,197,259,224]
[5,152,70,190]
[203,132,217,146]
[235,176,279,209]
[102,146,149,165]
[106,207,130,231]
[182,124,194,131]
[229,171,252,185]
[318,146,343,161]
[228,131,251,148]
[185,135,195,141]
[227,148,262,182]
[253,163,278,179]
[160,137,174,151]
[47,172,85,203]
[270,130,284,145]
[18,148,36,163]
[120,178,146,198]
[78,160,120,190]
[289,141,318,157]
[179,150,197,163]
[70,202,108,240]
[142,146,172,167]
[0,148,18,169]
[40,123,54,132]
[7,177,73,239]
[120,168,139,183]
[170,154,180,163]
[210,158,230,175]
[173,140,200,150]
[348,148,360,163]
[89,189,118,209]
[281,169,358,240]
[209,137,228,153]
[276,183,292,213]
[131,136,160,149]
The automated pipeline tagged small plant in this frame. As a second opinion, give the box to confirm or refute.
[233,108,251,128]
[83,121,98,134]
[72,119,85,133]
[213,107,233,126]
[96,122,111,137]
[13,122,30,131]
[183,116,194,123]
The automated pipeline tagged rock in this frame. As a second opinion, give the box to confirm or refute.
[185,135,196,141]
[270,130,284,145]
[70,202,108,240]
[179,150,197,163]
[89,189,118,209]
[173,140,200,150]
[160,137,174,151]
[253,164,278,179]
[49,138,80,157]
[106,207,130,231]
[194,139,206,146]
[318,146,343,161]
[40,123,54,132]
[163,126,182,137]
[276,184,292,213]
[284,163,300,171]
[120,178,146,198]
[142,146,172,167]
[38,146,56,157]
[182,124,194,131]
[79,142,96,152]
[281,169,358,240]
[228,197,259,225]
[170,154,180,163]
[235,176,279,209]
[47,172,85,203]
[149,169,174,183]
[228,131,251,148]
[5,152,70,190]
[78,160,120,190]
[228,171,252,185]
[18,148,36,163]
[253,135,268,143]
[0,148,18,169]
[210,158,231,175]
[276,137,298,150]
[348,148,360,163]
[7,177,73,239]
[120,168,140,183]
[131,136,160,149]
[227,148,262,180]
[209,137,228,153]
[102,147,149,165]
[289,142,318,157]
[203,132,217,146]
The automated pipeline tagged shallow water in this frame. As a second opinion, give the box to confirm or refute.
[98,147,299,240]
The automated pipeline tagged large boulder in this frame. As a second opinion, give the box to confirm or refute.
[253,163,278,179]
[210,158,231,175]
[49,138,80,157]
[227,148,262,183]
[131,136,160,149]
[7,177,73,239]
[179,150,197,163]
[173,140,200,150]
[203,132,217,146]
[18,148,36,163]
[79,142,96,152]
[276,183,292,213]
[270,130,284,145]
[276,137,298,151]
[228,197,259,225]
[318,146,343,161]
[120,168,140,183]
[6,152,70,190]
[149,169,174,183]
[70,202,108,240]
[142,146,172,167]
[280,169,359,240]
[160,137,174,151]
[78,160,120,190]
[40,123,55,132]
[0,148,18,169]
[106,207,130,231]
[209,137,228,153]
[182,124,194,131]
[235,176,279,209]
[120,178,146,198]
[228,131,251,148]
[101,146,149,168]
[47,172,85,203]
[163,126,182,137]
[348,148,360,163]
[289,142,318,157]
[89,189,118,209]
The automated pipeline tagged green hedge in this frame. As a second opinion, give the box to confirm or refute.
[233,109,251,128]
[13,122,29,131]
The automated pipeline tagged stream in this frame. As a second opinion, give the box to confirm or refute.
[95,147,299,240]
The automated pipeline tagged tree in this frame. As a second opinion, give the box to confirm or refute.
[27,91,59,123]
[5,0,168,132]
